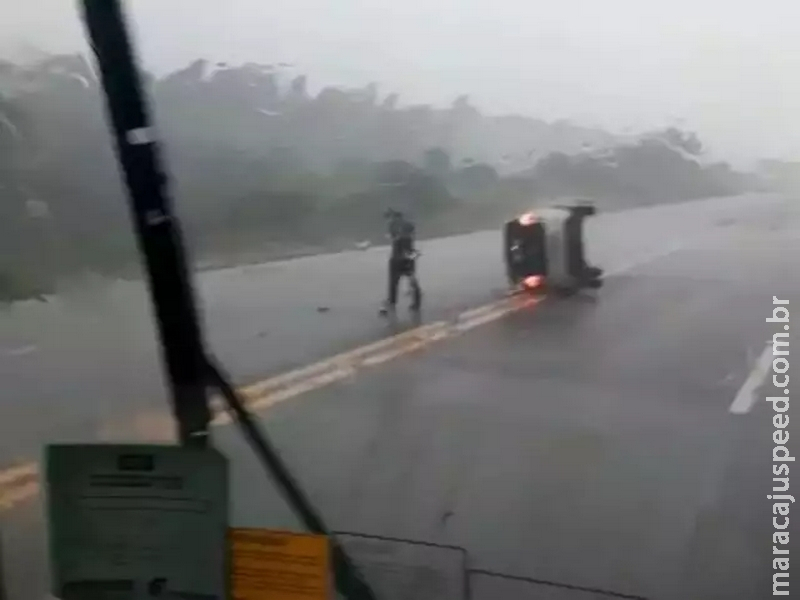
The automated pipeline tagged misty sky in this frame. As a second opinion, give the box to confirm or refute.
[3,0,799,163]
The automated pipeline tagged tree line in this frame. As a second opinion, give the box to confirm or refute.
[0,54,755,301]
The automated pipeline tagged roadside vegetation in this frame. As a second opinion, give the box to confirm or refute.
[0,55,759,301]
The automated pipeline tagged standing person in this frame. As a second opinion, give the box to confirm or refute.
[380,209,422,315]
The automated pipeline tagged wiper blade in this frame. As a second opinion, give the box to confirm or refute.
[206,359,377,600]
[78,1,376,598]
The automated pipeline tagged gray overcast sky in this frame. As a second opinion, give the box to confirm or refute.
[3,0,799,163]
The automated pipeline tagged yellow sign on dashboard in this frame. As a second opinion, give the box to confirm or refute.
[231,528,330,600]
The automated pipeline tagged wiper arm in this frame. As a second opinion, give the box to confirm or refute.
[206,359,376,600]
[78,1,376,598]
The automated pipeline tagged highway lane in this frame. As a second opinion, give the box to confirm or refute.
[211,195,795,599]
[0,192,796,599]
[0,193,783,467]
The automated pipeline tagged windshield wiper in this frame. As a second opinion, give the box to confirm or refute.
[78,1,376,598]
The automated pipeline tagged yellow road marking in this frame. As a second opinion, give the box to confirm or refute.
[0,464,39,511]
[0,463,37,487]
[237,321,449,401]
[0,294,540,512]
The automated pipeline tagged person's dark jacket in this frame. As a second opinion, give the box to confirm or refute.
[388,218,415,260]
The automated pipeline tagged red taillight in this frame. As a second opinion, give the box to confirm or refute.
[518,212,537,226]
[523,275,543,289]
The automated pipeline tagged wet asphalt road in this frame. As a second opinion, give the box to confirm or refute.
[0,193,784,463]
[208,194,798,600]
[1,192,798,599]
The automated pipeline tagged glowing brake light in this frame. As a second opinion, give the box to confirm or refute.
[523,275,543,289]
[518,212,537,226]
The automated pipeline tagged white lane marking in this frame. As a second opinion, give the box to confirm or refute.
[729,343,774,414]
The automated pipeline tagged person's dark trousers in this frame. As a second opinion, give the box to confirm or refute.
[387,257,421,309]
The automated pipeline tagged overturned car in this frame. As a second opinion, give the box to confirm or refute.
[504,201,603,294]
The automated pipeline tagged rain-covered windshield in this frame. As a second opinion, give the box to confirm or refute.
[1,1,798,599]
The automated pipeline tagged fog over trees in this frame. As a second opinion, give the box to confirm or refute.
[0,54,758,300]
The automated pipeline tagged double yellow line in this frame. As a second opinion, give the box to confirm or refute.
[0,293,540,513]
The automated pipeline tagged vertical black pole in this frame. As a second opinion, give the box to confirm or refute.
[79,0,210,446]
[76,3,375,598]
